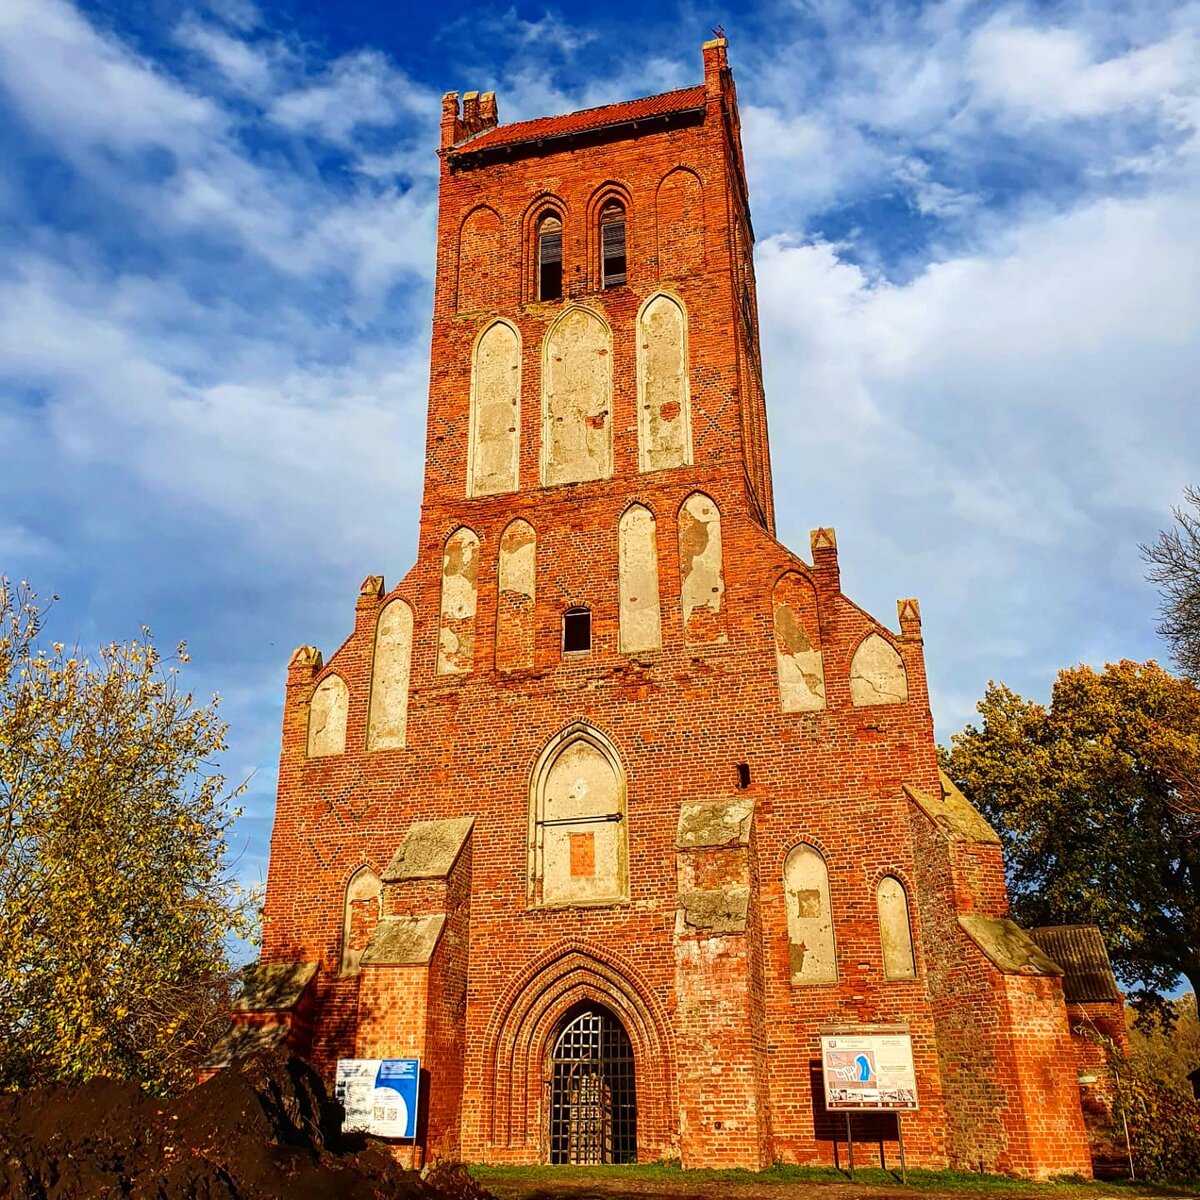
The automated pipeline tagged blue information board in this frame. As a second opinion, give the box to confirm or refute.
[335,1057,421,1138]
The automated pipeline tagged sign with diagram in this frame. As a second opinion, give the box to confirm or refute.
[820,1029,918,1111]
[335,1058,420,1138]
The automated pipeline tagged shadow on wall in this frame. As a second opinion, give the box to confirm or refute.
[808,1060,906,1160]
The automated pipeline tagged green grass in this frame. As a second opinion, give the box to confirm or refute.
[468,1161,1197,1195]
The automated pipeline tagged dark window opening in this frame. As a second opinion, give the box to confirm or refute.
[549,1004,637,1164]
[563,607,591,653]
[736,762,751,789]
[539,216,563,301]
[600,203,626,288]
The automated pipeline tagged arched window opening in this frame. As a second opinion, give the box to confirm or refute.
[618,504,661,652]
[467,320,520,498]
[541,306,613,485]
[367,598,414,750]
[497,519,536,671]
[307,673,348,757]
[538,214,563,301]
[528,725,628,908]
[563,606,591,654]
[772,572,825,712]
[877,875,917,980]
[549,1003,637,1164]
[600,201,626,288]
[849,632,909,706]
[340,866,382,976]
[783,843,837,985]
[636,293,692,473]
[437,527,480,675]
[678,493,727,643]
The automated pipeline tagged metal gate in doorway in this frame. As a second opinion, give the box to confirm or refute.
[548,1005,636,1164]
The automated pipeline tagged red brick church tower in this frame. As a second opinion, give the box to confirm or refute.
[235,38,1097,1177]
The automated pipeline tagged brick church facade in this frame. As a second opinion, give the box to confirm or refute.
[233,38,1109,1177]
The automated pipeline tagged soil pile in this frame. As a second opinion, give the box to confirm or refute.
[0,1049,487,1200]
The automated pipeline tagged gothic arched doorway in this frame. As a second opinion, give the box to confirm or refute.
[548,1003,637,1164]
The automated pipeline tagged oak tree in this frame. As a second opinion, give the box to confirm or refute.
[942,660,1200,1009]
[0,579,255,1093]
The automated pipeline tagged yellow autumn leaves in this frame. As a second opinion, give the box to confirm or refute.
[0,578,259,1094]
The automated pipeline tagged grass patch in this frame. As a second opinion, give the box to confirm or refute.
[468,1161,1196,1195]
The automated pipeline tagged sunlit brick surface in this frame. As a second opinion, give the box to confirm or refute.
[253,38,1092,1178]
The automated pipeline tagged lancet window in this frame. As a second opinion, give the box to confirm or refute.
[538,214,564,301]
[600,201,627,288]
[529,725,628,908]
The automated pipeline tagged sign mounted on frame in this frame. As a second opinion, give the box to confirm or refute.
[820,1027,918,1111]
[335,1057,420,1138]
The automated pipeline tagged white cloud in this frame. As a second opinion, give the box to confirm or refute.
[758,181,1200,734]
[0,0,441,303]
[0,0,221,150]
[269,50,432,143]
[968,24,1197,121]
[201,0,261,32]
[176,19,279,97]
[894,157,982,218]
[0,256,427,567]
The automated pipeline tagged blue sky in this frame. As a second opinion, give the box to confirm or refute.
[1,0,1197,912]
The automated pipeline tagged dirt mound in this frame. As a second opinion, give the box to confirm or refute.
[0,1049,485,1200]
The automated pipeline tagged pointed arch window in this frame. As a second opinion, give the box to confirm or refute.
[340,866,382,976]
[529,725,628,907]
[437,527,480,675]
[367,598,414,750]
[877,875,917,980]
[618,505,661,653]
[600,201,626,288]
[307,673,348,757]
[538,214,563,301]
[497,519,536,671]
[783,843,837,985]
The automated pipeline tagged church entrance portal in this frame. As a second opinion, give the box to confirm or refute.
[548,1004,637,1164]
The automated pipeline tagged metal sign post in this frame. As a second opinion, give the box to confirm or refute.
[820,1026,918,1184]
[410,1060,422,1167]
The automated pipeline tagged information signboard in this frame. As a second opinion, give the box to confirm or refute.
[335,1058,420,1138]
[820,1028,918,1111]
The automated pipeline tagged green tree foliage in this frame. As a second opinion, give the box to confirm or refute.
[942,660,1200,1008]
[0,578,256,1094]
[1114,1056,1200,1182]
[1128,992,1200,1091]
[1143,485,1200,680]
[1112,994,1200,1182]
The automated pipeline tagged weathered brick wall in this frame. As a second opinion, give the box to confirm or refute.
[1066,999,1128,1156]
[996,976,1092,1175]
[672,816,772,1167]
[908,801,1010,1170]
[424,840,472,1159]
[254,37,1091,1176]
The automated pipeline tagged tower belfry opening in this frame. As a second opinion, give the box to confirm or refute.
[549,1004,637,1165]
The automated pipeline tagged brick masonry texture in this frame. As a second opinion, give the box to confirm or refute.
[245,38,1094,1178]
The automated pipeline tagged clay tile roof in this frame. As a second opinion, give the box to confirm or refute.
[450,83,707,156]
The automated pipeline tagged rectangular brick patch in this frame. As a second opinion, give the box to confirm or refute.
[569,832,595,878]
